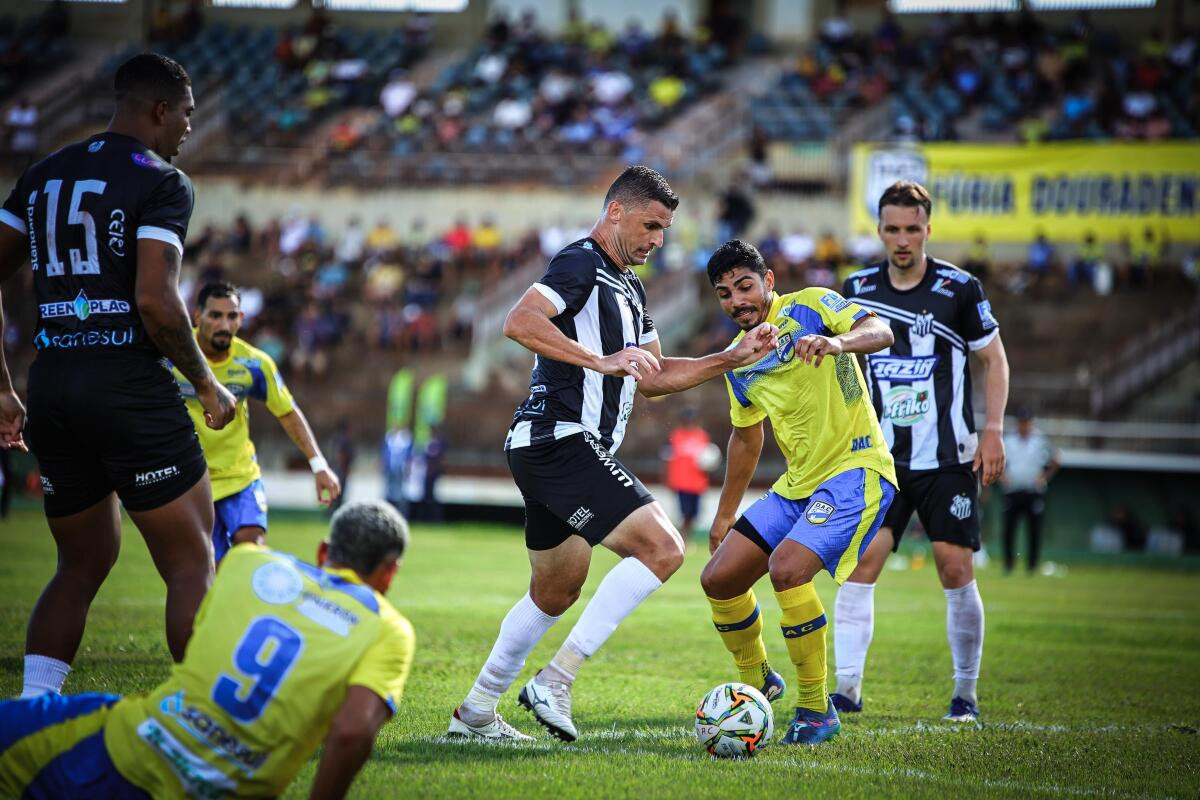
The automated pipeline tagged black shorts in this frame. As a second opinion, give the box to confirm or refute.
[884,463,981,552]
[506,431,655,551]
[25,352,207,517]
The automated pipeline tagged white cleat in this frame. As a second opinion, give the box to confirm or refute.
[518,670,578,742]
[445,707,535,741]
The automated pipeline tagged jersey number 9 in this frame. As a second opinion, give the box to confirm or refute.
[212,616,304,722]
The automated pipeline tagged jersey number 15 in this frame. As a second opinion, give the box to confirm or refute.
[29,178,108,277]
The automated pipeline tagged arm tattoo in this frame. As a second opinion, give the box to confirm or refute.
[143,244,210,387]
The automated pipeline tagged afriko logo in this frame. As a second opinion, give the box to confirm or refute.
[883,386,930,426]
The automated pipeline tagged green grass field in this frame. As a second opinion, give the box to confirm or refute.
[2,509,1199,799]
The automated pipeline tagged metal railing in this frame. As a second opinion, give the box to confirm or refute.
[1089,302,1200,417]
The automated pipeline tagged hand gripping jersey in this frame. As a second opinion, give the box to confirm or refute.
[1,133,193,358]
[725,289,896,500]
[171,336,296,501]
[103,545,414,799]
[506,238,657,454]
[842,257,1000,470]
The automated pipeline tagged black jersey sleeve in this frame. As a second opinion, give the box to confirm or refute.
[136,169,194,255]
[533,247,597,316]
[960,275,1000,350]
[1,173,28,236]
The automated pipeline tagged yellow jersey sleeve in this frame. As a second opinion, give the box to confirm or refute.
[258,351,296,418]
[799,287,872,335]
[726,371,767,428]
[349,607,415,713]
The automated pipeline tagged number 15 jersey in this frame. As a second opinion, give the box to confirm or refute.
[103,545,415,799]
[0,132,193,358]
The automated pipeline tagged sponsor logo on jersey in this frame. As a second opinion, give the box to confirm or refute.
[910,311,935,338]
[805,500,836,525]
[820,292,851,313]
[931,278,956,297]
[34,326,139,350]
[251,561,303,605]
[108,209,126,256]
[39,290,131,321]
[131,153,162,169]
[135,465,180,487]
[568,506,594,530]
[935,268,970,284]
[88,140,105,153]
[978,300,998,330]
[851,435,872,452]
[158,691,270,775]
[298,590,360,636]
[529,384,547,395]
[137,718,238,797]
[25,193,39,271]
[852,277,877,294]
[882,386,931,426]
[950,494,973,520]
[39,475,54,495]
[869,355,940,383]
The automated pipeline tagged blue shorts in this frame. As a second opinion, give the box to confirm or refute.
[734,468,896,584]
[213,478,269,562]
[0,693,149,800]
[676,491,701,520]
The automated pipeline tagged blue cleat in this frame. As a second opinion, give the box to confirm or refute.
[943,696,980,722]
[759,669,786,702]
[780,701,841,745]
[829,692,862,713]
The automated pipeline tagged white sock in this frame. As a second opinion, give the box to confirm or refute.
[21,654,70,698]
[461,592,560,720]
[545,557,662,684]
[833,581,875,703]
[944,580,984,705]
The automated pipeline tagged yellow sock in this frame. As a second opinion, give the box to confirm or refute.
[776,583,828,712]
[707,591,770,688]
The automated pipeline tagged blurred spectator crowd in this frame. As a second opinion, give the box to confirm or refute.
[759,8,1198,144]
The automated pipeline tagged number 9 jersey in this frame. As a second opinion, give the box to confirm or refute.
[103,544,415,799]
[0,132,192,356]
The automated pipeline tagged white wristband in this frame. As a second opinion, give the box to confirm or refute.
[309,455,329,474]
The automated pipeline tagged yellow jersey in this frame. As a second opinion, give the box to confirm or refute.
[726,289,897,500]
[173,336,295,501]
[104,544,415,799]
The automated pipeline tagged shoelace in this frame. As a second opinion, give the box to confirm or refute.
[491,713,526,737]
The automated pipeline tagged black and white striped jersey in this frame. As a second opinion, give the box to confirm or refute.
[505,238,657,454]
[842,257,999,471]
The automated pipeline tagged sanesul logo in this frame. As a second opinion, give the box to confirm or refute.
[34,326,138,350]
[870,355,939,383]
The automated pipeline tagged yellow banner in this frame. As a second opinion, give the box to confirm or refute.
[849,142,1200,242]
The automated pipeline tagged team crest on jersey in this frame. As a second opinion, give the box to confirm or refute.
[251,561,303,605]
[910,311,934,338]
[805,501,836,525]
[775,331,795,362]
[950,495,973,520]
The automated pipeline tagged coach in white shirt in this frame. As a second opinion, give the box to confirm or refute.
[1001,407,1060,574]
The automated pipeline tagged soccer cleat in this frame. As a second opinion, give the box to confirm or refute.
[943,696,980,722]
[829,692,863,713]
[780,701,841,746]
[759,669,786,703]
[445,707,535,741]
[518,671,578,742]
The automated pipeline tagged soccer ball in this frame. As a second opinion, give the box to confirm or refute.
[696,442,722,471]
[694,682,774,758]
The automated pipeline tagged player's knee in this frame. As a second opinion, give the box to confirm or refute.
[699,560,737,598]
[530,583,581,616]
[642,537,684,582]
[936,557,973,589]
[767,554,817,592]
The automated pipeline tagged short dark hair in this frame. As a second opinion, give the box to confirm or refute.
[604,165,679,212]
[114,53,191,107]
[706,239,767,285]
[878,180,932,219]
[327,500,410,576]
[197,281,240,310]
